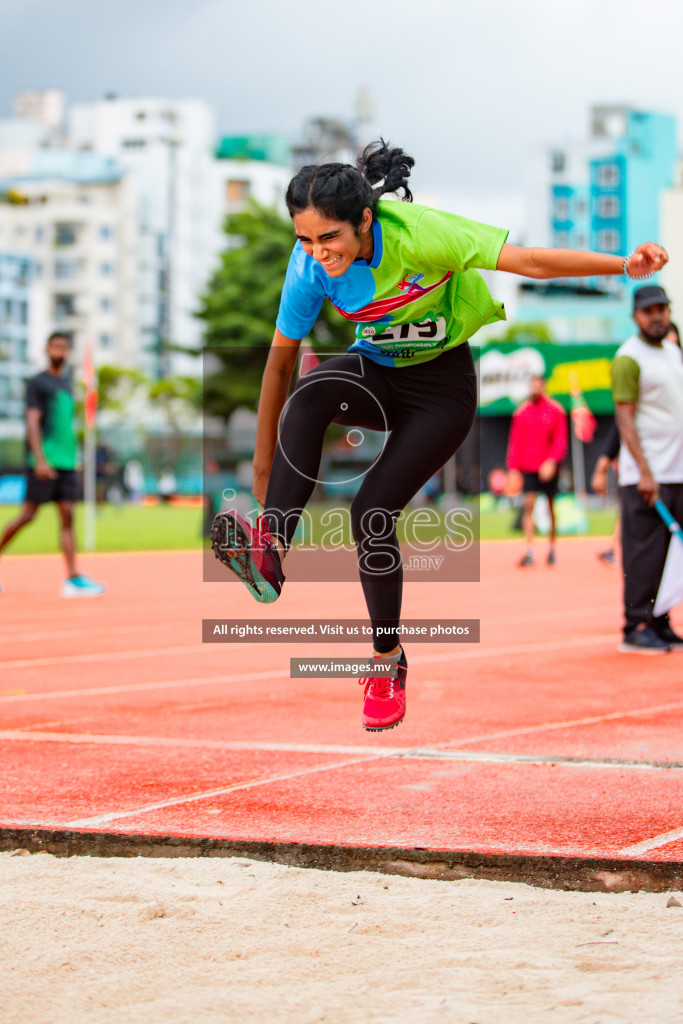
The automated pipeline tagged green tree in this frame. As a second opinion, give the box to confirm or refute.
[97,365,147,411]
[197,199,348,424]
[147,376,202,463]
[500,321,555,343]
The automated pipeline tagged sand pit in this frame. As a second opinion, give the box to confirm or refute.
[1,851,682,1023]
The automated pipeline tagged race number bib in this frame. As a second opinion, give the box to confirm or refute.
[357,317,448,354]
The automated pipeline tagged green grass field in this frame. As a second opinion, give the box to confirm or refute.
[0,501,618,555]
[0,503,204,555]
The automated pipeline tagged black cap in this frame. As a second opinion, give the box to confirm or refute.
[633,285,670,311]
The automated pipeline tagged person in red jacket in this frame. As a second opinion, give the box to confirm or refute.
[507,374,568,566]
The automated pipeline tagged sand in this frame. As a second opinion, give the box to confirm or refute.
[1,851,682,1024]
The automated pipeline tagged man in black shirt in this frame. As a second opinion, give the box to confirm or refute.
[0,333,105,597]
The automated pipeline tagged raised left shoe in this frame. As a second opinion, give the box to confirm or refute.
[359,647,408,732]
[211,510,284,604]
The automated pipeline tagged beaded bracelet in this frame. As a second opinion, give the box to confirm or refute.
[622,255,656,281]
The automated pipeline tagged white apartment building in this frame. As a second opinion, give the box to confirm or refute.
[210,155,291,256]
[0,250,33,444]
[660,161,683,327]
[0,152,140,370]
[15,89,65,133]
[0,92,295,387]
[70,97,218,377]
[69,99,295,377]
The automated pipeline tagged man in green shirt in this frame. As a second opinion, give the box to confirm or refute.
[0,333,105,597]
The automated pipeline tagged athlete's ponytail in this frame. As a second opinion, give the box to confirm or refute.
[356,140,414,204]
[285,139,414,228]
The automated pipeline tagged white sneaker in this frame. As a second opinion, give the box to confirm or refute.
[61,574,106,598]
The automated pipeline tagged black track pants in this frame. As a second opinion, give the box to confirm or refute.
[263,344,478,653]
[619,482,683,635]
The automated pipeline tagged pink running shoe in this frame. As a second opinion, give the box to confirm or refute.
[211,510,284,603]
[359,648,408,732]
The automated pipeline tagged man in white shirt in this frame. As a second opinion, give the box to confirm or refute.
[612,285,683,653]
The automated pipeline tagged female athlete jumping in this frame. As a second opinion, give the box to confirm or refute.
[212,140,667,732]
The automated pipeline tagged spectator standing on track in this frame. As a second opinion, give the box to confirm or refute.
[507,374,568,567]
[612,285,683,653]
[0,333,105,598]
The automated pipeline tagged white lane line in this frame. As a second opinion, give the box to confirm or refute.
[0,730,379,752]
[0,605,615,646]
[0,633,614,679]
[0,645,206,670]
[0,622,190,645]
[0,635,613,704]
[0,669,289,703]
[0,730,680,773]
[430,698,683,750]
[619,827,683,856]
[62,754,387,828]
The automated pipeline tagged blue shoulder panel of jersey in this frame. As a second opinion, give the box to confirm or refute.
[276,239,378,339]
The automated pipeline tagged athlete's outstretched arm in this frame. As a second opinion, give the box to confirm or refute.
[252,329,302,506]
[495,241,667,280]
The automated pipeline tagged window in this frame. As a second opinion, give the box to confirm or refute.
[100,296,114,312]
[551,151,565,173]
[100,225,115,241]
[597,229,621,252]
[99,333,113,348]
[227,179,251,203]
[122,139,147,149]
[554,231,570,248]
[55,258,80,280]
[597,163,620,187]
[554,198,570,221]
[35,226,44,242]
[597,195,620,218]
[576,200,587,217]
[55,222,78,246]
[54,294,76,317]
[100,262,115,276]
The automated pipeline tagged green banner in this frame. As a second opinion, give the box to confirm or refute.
[472,342,619,416]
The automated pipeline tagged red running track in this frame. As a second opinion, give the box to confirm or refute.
[1,540,682,875]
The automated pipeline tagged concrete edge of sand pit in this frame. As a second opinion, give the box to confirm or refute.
[1,827,682,894]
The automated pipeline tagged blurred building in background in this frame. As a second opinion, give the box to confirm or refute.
[0,92,295,393]
[660,159,683,326]
[519,106,677,342]
[70,96,218,378]
[212,133,291,251]
[0,151,139,369]
[0,250,33,448]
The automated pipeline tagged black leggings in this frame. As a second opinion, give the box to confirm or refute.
[263,344,478,653]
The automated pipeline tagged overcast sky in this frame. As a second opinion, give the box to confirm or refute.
[2,0,682,234]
